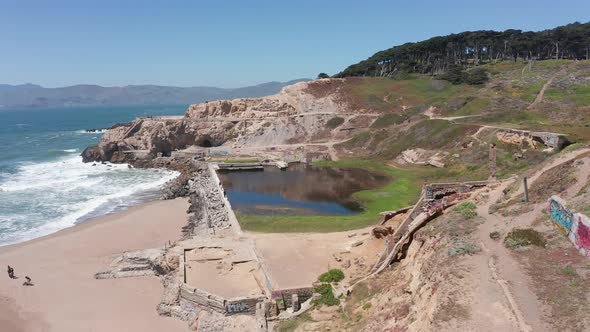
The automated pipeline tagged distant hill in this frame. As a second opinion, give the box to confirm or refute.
[0,79,309,108]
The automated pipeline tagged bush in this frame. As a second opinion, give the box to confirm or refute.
[440,66,489,85]
[319,269,345,283]
[464,67,489,85]
[504,228,546,249]
[455,202,477,219]
[326,117,345,129]
[448,240,481,256]
[317,72,330,79]
[313,283,340,306]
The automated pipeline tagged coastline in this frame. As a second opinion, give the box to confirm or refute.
[0,197,191,332]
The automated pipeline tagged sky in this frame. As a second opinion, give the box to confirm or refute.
[1,0,589,88]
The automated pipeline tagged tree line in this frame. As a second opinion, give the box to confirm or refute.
[335,21,590,78]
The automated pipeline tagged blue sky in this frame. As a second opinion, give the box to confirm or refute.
[1,0,588,88]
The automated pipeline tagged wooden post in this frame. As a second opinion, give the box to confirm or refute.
[523,177,529,202]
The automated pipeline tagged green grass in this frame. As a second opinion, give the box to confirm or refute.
[370,113,406,128]
[455,202,478,219]
[238,161,422,233]
[450,97,490,116]
[312,283,340,307]
[350,77,476,111]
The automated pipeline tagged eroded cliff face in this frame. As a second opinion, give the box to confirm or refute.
[82,79,364,163]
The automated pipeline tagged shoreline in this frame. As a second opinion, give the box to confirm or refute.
[0,197,191,332]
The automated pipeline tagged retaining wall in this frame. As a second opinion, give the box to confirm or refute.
[271,287,314,308]
[180,285,266,316]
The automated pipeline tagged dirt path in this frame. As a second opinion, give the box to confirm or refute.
[469,181,548,331]
[463,148,590,331]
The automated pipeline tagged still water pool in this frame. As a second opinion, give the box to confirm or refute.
[217,164,389,216]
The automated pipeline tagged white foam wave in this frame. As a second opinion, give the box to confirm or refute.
[76,129,107,134]
[0,155,179,246]
[62,148,78,153]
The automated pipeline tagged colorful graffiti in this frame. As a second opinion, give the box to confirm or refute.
[548,196,590,259]
[548,196,574,233]
[569,214,590,258]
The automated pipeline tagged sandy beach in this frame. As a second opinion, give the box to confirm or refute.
[0,198,191,332]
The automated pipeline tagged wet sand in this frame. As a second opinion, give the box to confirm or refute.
[0,198,190,332]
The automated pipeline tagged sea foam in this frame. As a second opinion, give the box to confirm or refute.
[0,155,178,246]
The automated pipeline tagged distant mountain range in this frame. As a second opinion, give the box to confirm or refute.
[0,79,309,108]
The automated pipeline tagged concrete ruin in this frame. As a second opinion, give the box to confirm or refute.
[495,128,569,151]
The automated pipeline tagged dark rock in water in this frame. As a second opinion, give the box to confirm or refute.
[81,142,119,163]
[85,127,109,133]
[81,145,103,163]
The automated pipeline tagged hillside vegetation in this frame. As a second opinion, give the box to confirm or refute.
[337,21,590,78]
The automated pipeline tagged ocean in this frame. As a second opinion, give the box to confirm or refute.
[0,105,187,246]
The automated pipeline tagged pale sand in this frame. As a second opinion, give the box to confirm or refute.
[0,198,191,332]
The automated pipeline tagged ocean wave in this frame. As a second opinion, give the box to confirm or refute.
[75,129,107,134]
[0,155,179,245]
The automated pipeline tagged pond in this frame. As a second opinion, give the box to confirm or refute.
[217,163,389,216]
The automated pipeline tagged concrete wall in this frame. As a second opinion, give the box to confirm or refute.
[271,287,314,308]
[180,284,266,316]
[548,195,590,258]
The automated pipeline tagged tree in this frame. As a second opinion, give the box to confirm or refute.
[335,21,590,78]
[317,73,330,79]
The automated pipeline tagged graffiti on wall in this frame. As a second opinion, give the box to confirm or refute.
[226,302,249,314]
[549,196,590,259]
[548,197,574,233]
[569,214,590,258]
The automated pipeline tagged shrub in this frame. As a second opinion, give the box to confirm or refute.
[319,269,345,283]
[504,228,546,249]
[448,240,480,256]
[455,202,478,219]
[313,283,340,306]
[326,117,345,129]
[440,66,489,85]
[464,67,489,85]
[317,73,330,79]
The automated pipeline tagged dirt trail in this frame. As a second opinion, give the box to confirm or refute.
[469,181,548,331]
[463,148,590,331]
[527,64,572,110]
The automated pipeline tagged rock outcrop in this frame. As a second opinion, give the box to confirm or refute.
[81,80,365,164]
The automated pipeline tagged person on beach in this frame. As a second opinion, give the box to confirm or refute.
[23,276,33,286]
[7,265,15,279]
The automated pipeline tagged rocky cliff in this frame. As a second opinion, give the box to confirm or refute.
[81,79,366,163]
